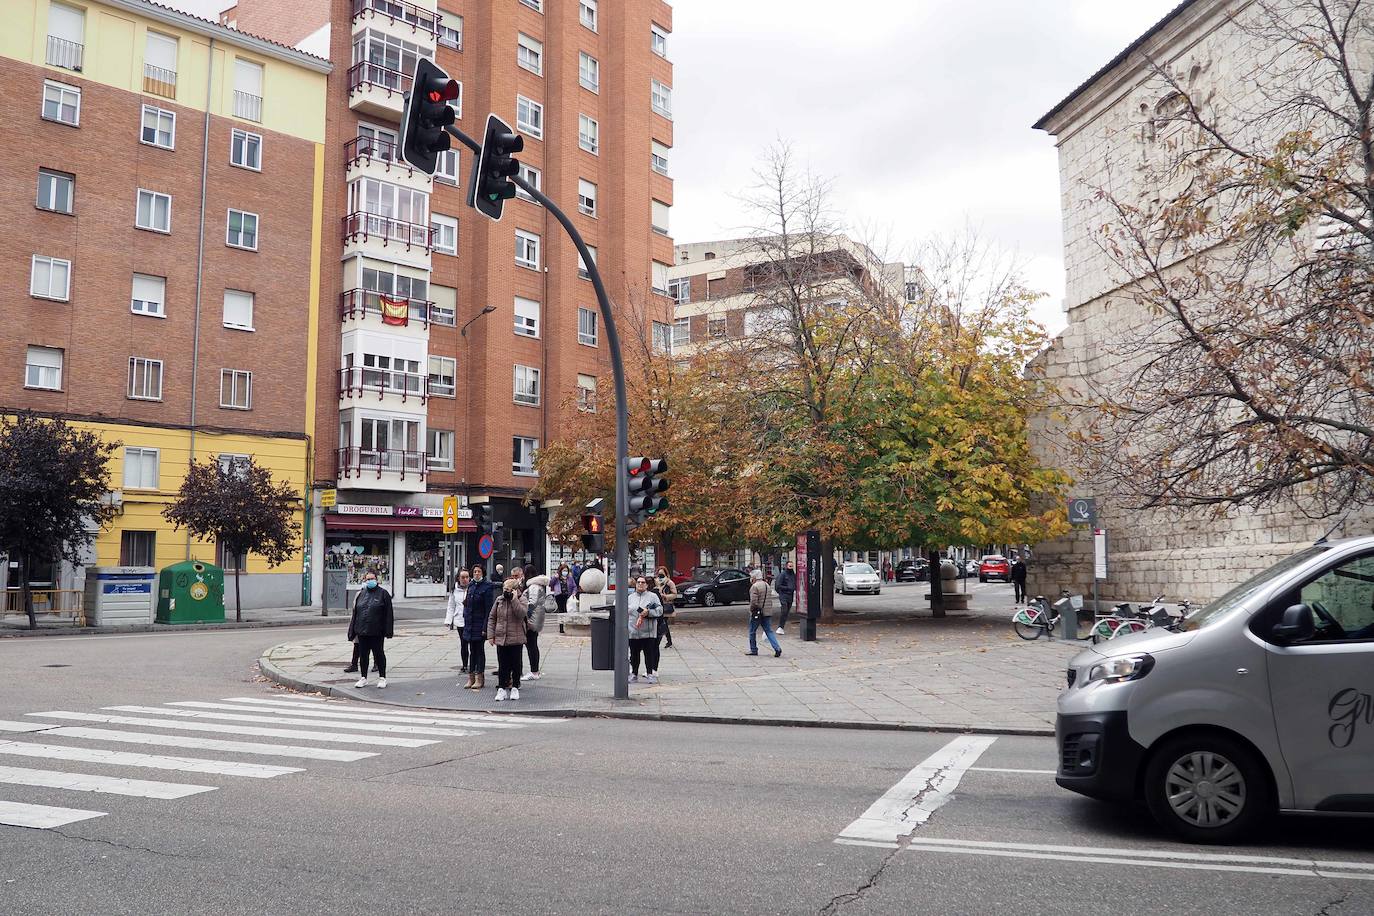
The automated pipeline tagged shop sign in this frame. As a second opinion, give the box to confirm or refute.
[395,506,423,517]
[334,504,393,516]
[320,489,337,508]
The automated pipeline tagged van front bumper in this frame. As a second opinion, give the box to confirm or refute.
[1055,711,1147,802]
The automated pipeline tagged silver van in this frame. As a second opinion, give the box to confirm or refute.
[1056,536,1374,843]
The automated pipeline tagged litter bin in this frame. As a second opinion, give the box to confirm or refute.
[589,612,614,670]
[83,566,156,626]
[156,561,226,624]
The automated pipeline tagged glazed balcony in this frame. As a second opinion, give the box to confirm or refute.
[341,288,453,329]
[346,61,409,119]
[337,446,427,490]
[338,366,430,406]
[343,135,432,192]
[351,0,438,40]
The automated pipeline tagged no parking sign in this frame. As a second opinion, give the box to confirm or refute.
[478,534,494,559]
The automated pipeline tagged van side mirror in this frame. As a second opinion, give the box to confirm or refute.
[1271,604,1315,644]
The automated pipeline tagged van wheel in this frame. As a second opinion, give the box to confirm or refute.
[1144,733,1272,844]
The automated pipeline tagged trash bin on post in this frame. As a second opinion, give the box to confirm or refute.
[156,561,226,624]
[83,567,156,626]
[589,612,614,670]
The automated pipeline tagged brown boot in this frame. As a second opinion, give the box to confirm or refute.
[474,673,485,690]
[463,673,476,690]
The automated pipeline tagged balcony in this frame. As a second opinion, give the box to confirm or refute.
[46,36,83,71]
[341,211,432,269]
[351,0,438,39]
[233,90,262,122]
[339,366,429,405]
[337,446,427,487]
[143,63,177,99]
[341,288,452,329]
[343,135,431,192]
[347,61,409,119]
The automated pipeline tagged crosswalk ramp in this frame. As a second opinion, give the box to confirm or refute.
[0,693,560,831]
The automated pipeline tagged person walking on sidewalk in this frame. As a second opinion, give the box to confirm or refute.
[551,563,576,634]
[654,567,678,649]
[747,569,782,658]
[628,576,664,684]
[487,577,528,701]
[522,564,550,680]
[1011,555,1028,605]
[447,569,471,674]
[773,560,797,635]
[462,565,496,690]
[348,571,394,688]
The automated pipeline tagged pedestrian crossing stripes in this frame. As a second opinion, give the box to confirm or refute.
[1,692,558,832]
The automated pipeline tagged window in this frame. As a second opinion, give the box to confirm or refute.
[667,277,690,304]
[514,296,540,337]
[217,453,251,477]
[346,177,430,244]
[426,429,455,470]
[140,105,175,149]
[517,33,543,75]
[652,199,671,236]
[653,321,673,354]
[123,447,159,490]
[516,162,541,200]
[47,3,84,70]
[651,141,670,176]
[578,114,599,154]
[513,436,539,475]
[42,81,80,125]
[31,255,71,301]
[1287,553,1374,642]
[132,274,166,317]
[136,189,171,233]
[25,346,63,390]
[428,356,456,398]
[220,369,252,409]
[37,169,74,214]
[580,0,597,31]
[431,214,458,255]
[434,148,459,185]
[578,245,597,279]
[217,541,247,571]
[223,290,254,330]
[226,209,258,250]
[579,52,599,92]
[651,24,668,58]
[708,315,727,339]
[578,179,597,217]
[673,317,690,348]
[515,230,541,269]
[120,531,156,567]
[652,79,673,118]
[127,357,164,401]
[516,96,543,139]
[144,31,178,97]
[652,261,671,294]
[356,123,398,161]
[233,59,264,122]
[577,374,597,412]
[518,0,542,10]
[514,365,541,406]
[578,306,598,346]
[438,10,462,49]
[230,129,262,170]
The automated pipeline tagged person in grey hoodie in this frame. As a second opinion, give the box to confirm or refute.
[627,575,664,684]
[747,569,782,658]
[522,564,549,680]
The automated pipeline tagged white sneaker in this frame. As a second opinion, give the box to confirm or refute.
[510,688,520,700]
[526,671,541,680]
[354,678,367,688]
[646,674,658,685]
[377,677,387,688]
[629,673,639,683]
[775,627,784,634]
[495,688,508,702]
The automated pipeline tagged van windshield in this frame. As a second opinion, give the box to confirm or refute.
[1180,545,1330,631]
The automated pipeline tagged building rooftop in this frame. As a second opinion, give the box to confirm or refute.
[108,0,332,71]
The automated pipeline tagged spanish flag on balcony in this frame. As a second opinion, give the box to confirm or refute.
[380,295,409,326]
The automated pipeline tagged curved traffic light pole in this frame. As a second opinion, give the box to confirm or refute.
[443,125,632,700]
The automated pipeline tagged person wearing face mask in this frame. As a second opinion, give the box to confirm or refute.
[461,565,496,690]
[654,567,678,649]
[487,576,528,701]
[447,569,471,675]
[774,560,798,635]
[347,571,394,688]
[627,575,664,684]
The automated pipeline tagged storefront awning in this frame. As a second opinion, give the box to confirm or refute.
[324,515,476,532]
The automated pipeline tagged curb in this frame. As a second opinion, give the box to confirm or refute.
[257,653,1055,738]
[1,616,349,639]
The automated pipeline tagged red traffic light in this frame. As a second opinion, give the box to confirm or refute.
[581,513,603,534]
[425,79,460,103]
[626,457,652,477]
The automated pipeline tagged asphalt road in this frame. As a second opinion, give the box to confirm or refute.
[1,628,1368,915]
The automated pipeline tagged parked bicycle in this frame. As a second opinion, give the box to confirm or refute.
[1091,593,1186,643]
[1012,590,1080,640]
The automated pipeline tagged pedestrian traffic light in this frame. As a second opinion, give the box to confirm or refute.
[625,457,669,524]
[400,58,459,175]
[474,503,492,536]
[468,113,524,221]
[580,511,605,552]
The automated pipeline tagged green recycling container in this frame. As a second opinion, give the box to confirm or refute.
[156,561,226,624]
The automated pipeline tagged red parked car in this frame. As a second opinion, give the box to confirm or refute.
[978,555,1011,583]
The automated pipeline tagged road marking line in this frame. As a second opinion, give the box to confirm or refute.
[0,720,56,733]
[27,712,438,748]
[0,765,215,799]
[0,740,302,779]
[104,706,478,739]
[834,838,899,849]
[219,697,558,726]
[0,799,106,830]
[897,836,1374,872]
[838,736,997,843]
[967,767,1056,775]
[39,726,377,762]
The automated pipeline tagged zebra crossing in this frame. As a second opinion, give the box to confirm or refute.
[0,693,559,831]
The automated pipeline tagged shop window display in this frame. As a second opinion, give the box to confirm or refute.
[325,534,391,588]
[405,531,446,597]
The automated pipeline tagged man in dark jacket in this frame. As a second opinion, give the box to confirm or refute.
[1010,556,1028,604]
[773,560,798,635]
[347,571,394,688]
[461,565,497,690]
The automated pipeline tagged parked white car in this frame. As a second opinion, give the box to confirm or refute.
[836,562,881,595]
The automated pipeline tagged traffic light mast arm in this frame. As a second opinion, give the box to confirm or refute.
[443,124,482,156]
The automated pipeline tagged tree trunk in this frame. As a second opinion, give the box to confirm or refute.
[20,553,36,631]
[820,535,836,623]
[234,565,242,623]
[928,547,945,619]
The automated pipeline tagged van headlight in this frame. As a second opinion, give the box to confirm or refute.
[1086,653,1155,685]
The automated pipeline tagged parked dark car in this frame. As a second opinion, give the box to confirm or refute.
[678,567,752,607]
[979,555,1011,583]
[894,559,927,582]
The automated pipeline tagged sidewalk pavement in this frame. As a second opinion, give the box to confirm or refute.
[0,599,446,637]
[260,605,1081,736]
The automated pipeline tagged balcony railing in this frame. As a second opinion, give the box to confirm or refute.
[343,135,429,181]
[143,63,177,98]
[340,288,438,329]
[46,36,84,71]
[337,446,427,481]
[339,366,429,404]
[347,60,411,98]
[233,90,262,122]
[342,211,432,251]
[351,0,438,36]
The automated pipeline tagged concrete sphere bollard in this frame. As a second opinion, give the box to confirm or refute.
[940,560,958,582]
[579,567,606,595]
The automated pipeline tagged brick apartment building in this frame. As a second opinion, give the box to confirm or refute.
[221,0,677,604]
[0,0,329,608]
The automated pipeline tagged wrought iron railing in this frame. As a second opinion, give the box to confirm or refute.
[337,446,427,481]
[233,90,262,122]
[143,63,176,98]
[341,211,432,250]
[339,366,429,404]
[347,60,411,98]
[46,36,83,71]
[339,288,435,328]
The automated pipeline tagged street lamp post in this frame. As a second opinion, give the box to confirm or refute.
[454,304,497,592]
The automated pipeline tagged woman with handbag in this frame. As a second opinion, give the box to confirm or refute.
[522,564,550,680]
[655,566,678,649]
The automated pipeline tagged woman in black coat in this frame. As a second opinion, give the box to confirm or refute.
[461,565,497,690]
[347,571,394,688]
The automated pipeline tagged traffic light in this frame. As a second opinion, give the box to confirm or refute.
[580,511,605,553]
[491,521,506,555]
[625,457,669,524]
[474,504,492,537]
[468,113,525,221]
[400,58,458,174]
